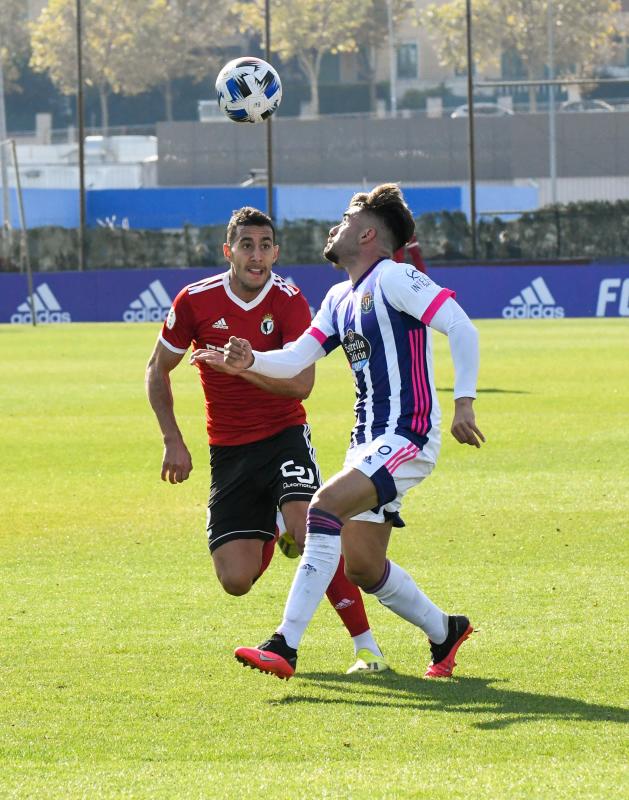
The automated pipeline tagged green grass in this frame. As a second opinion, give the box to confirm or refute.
[1,319,628,799]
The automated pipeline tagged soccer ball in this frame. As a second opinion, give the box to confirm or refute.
[215,57,282,124]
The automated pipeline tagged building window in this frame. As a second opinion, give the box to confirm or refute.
[397,43,418,79]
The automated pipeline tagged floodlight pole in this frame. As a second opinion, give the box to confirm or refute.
[465,0,478,259]
[76,0,87,271]
[0,57,11,257]
[264,0,274,220]
[10,139,36,327]
[548,0,558,205]
[386,0,397,114]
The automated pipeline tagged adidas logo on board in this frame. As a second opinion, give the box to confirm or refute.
[123,280,172,322]
[502,277,565,319]
[10,283,71,324]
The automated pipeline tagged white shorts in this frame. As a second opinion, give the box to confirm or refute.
[343,432,435,526]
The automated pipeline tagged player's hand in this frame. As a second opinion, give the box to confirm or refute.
[451,397,485,448]
[161,437,193,484]
[189,346,243,375]
[224,336,254,370]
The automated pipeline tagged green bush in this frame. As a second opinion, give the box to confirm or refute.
[1,199,628,273]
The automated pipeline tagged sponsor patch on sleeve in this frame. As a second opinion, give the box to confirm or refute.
[166,306,176,329]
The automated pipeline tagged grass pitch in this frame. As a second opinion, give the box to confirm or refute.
[0,319,627,799]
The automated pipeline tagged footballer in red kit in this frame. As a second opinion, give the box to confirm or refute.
[161,271,310,446]
[146,206,388,676]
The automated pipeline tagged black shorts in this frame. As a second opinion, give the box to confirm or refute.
[207,424,321,553]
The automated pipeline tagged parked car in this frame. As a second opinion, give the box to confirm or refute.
[450,102,515,118]
[559,99,615,113]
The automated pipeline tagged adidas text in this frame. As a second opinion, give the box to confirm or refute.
[122,307,168,323]
[10,309,71,324]
[502,304,564,319]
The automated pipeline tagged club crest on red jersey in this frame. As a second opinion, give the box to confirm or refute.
[261,313,274,334]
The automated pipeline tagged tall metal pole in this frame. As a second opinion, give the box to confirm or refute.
[76,0,87,271]
[465,0,478,259]
[0,57,12,257]
[548,0,558,205]
[386,0,397,114]
[11,139,36,327]
[264,0,274,220]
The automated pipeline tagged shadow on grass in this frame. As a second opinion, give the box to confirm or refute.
[437,387,530,395]
[270,673,628,730]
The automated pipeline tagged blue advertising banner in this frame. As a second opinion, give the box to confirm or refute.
[1,263,628,325]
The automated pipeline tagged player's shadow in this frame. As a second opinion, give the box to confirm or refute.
[437,386,530,394]
[271,673,628,730]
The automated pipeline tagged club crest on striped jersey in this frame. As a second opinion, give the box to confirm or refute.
[260,313,274,334]
[342,328,371,372]
[360,292,374,313]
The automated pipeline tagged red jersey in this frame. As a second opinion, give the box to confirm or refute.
[160,271,311,446]
[393,235,428,274]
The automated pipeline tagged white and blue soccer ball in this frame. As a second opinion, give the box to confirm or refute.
[215,57,282,124]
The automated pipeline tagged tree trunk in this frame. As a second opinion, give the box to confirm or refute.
[98,86,109,135]
[164,78,173,122]
[358,46,377,113]
[299,53,321,117]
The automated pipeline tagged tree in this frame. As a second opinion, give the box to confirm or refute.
[237,0,373,116]
[0,0,30,90]
[421,0,621,110]
[30,0,148,134]
[122,0,234,121]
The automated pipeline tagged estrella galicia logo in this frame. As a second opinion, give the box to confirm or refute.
[342,329,371,372]
[361,292,374,313]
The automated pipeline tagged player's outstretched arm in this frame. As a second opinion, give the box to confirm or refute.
[146,339,193,484]
[428,298,485,448]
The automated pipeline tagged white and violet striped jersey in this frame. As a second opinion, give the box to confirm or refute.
[249,258,479,462]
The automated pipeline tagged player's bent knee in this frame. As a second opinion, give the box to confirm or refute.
[343,564,379,590]
[216,572,253,596]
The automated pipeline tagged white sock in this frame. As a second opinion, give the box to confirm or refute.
[369,560,448,643]
[352,630,383,657]
[277,533,342,650]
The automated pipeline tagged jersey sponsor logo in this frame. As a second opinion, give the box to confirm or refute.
[166,306,176,329]
[10,283,71,324]
[342,329,371,372]
[361,292,374,313]
[211,317,229,329]
[280,459,316,486]
[261,313,274,334]
[502,277,564,319]
[405,266,432,292]
[123,280,173,323]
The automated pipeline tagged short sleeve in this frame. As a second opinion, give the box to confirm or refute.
[380,262,455,324]
[280,291,313,347]
[160,287,195,354]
